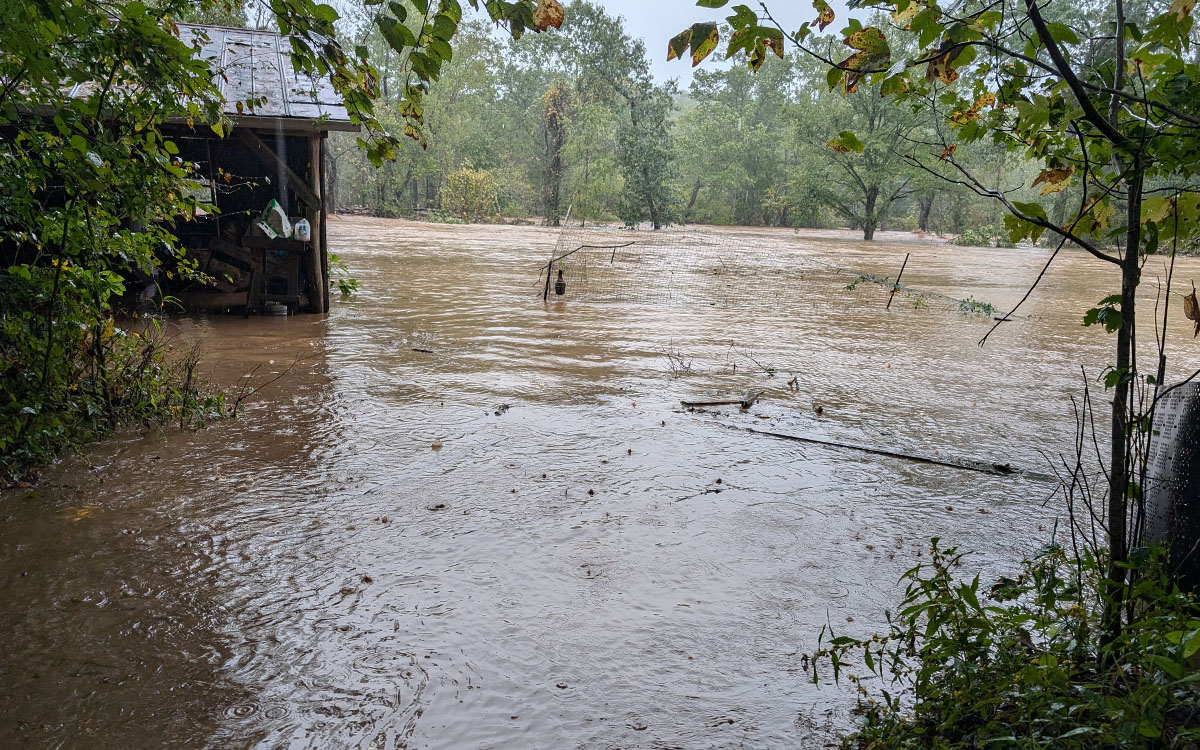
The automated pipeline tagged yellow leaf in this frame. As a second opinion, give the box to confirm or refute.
[892,1,921,28]
[838,28,891,93]
[1185,283,1200,337]
[1031,167,1074,195]
[62,506,96,522]
[812,0,835,31]
[691,24,719,67]
[925,49,960,83]
[1170,0,1196,21]
[1142,196,1175,225]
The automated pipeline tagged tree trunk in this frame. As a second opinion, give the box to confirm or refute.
[862,185,879,241]
[685,178,702,222]
[643,167,660,229]
[1102,157,1144,647]
[918,195,933,232]
[542,83,569,227]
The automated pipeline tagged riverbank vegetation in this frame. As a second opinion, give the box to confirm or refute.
[0,0,555,477]
[1,0,231,478]
[811,541,1200,747]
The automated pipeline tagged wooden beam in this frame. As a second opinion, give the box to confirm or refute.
[319,135,330,311]
[235,128,321,211]
[306,134,326,314]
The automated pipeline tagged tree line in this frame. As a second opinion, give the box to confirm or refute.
[327,2,1031,240]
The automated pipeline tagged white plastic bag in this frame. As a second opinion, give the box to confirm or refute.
[262,199,292,239]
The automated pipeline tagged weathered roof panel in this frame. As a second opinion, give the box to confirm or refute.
[177,23,358,132]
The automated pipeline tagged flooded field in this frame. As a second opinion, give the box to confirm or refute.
[3,216,1199,749]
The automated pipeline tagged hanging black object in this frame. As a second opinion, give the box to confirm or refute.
[554,269,567,296]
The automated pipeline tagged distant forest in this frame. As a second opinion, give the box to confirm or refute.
[324,2,1049,241]
[190,1,1112,243]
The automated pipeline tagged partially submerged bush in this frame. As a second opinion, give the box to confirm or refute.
[810,540,1200,748]
[1,265,224,479]
[439,166,500,223]
[952,224,1016,248]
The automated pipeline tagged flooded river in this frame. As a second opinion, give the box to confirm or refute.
[3,216,1199,749]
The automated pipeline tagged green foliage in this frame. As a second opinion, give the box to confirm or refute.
[1084,295,1125,334]
[952,224,1015,248]
[424,210,469,224]
[439,165,500,221]
[810,541,1200,748]
[330,4,675,228]
[0,0,433,474]
[328,253,360,296]
[350,0,561,152]
[957,296,996,317]
[0,292,225,475]
[0,0,240,475]
[677,0,1200,256]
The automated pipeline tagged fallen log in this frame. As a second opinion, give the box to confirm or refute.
[710,422,1045,479]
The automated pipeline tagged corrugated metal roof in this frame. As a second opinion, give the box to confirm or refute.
[176,23,357,132]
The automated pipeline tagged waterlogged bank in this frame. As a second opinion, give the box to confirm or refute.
[3,217,1198,748]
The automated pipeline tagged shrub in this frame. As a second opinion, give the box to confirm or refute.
[439,166,500,223]
[809,540,1200,748]
[1,272,225,479]
[952,224,1016,248]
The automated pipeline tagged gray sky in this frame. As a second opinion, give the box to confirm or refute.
[593,0,852,86]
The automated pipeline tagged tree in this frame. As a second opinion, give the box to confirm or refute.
[794,47,924,240]
[675,55,801,226]
[541,79,572,225]
[562,100,623,224]
[673,0,1200,641]
[0,0,238,470]
[616,86,676,228]
[566,2,676,227]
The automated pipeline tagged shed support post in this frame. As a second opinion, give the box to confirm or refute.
[307,135,326,314]
[320,135,330,311]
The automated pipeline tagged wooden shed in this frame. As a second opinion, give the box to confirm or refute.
[153,23,359,315]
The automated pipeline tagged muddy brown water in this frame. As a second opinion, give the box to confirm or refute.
[3,216,1200,749]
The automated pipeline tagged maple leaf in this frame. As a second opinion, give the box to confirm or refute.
[837,28,891,94]
[811,0,835,31]
[925,46,960,84]
[1169,0,1197,22]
